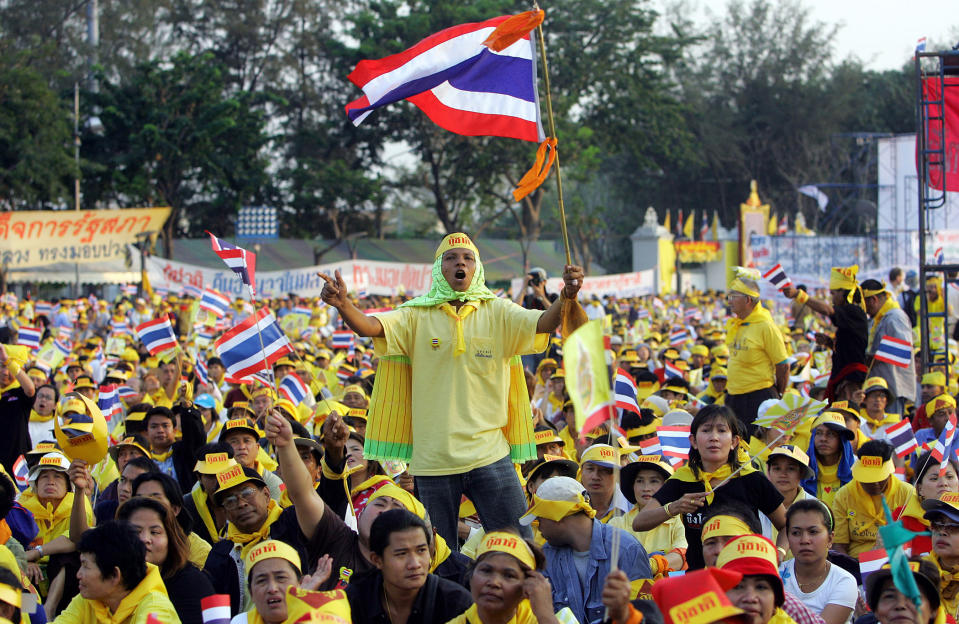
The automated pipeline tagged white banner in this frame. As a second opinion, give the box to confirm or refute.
[510,270,656,299]
[144,254,434,298]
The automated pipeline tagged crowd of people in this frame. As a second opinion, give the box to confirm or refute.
[0,232,951,624]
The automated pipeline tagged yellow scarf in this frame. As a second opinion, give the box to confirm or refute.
[868,297,900,352]
[21,492,86,545]
[769,607,798,624]
[244,606,268,624]
[900,495,929,524]
[190,482,222,543]
[931,552,959,603]
[430,534,452,573]
[851,478,904,528]
[88,564,169,624]
[151,448,173,463]
[226,499,283,560]
[860,410,898,430]
[453,600,537,624]
[672,461,757,504]
[726,302,774,346]
[206,420,224,443]
[438,302,477,356]
[29,409,54,423]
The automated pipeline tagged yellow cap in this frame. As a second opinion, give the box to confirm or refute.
[344,408,368,422]
[214,464,265,498]
[851,455,895,483]
[579,444,619,468]
[534,429,564,446]
[922,371,947,387]
[193,452,238,475]
[341,385,368,400]
[274,399,298,419]
[434,233,480,260]
[245,539,302,577]
[250,386,276,401]
[830,265,859,291]
[220,418,261,442]
[926,393,957,416]
[476,531,536,570]
[55,392,108,465]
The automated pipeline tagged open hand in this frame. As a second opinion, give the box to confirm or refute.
[299,555,333,590]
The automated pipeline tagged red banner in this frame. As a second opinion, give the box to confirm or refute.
[922,76,959,191]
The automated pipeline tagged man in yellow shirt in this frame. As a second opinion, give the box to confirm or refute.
[724,267,789,434]
[317,232,583,547]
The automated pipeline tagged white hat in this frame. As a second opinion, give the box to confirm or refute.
[28,452,70,484]
[663,409,693,427]
[533,476,586,503]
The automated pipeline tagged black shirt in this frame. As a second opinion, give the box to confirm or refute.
[345,571,471,624]
[165,563,216,624]
[653,470,783,570]
[310,504,374,590]
[0,386,32,474]
[829,303,868,375]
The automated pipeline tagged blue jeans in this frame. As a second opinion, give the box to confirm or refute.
[416,455,532,549]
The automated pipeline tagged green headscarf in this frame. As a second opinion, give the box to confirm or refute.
[399,234,497,308]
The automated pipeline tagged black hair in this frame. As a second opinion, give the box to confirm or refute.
[194,442,234,464]
[130,472,192,534]
[701,500,762,534]
[857,440,894,462]
[785,498,834,532]
[889,267,903,282]
[369,509,431,557]
[207,357,224,368]
[913,450,959,490]
[145,406,175,425]
[0,472,15,522]
[124,456,160,474]
[688,404,742,476]
[116,497,189,578]
[861,279,884,294]
[35,383,59,403]
[77,521,148,590]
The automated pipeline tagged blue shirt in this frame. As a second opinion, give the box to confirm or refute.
[916,426,959,460]
[542,519,651,624]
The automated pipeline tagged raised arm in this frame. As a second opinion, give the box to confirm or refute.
[318,270,384,338]
[265,410,325,540]
[536,264,584,334]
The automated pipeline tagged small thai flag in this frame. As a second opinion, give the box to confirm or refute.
[197,329,216,342]
[614,368,641,415]
[639,435,662,456]
[195,358,210,386]
[357,289,369,299]
[859,548,888,584]
[154,286,170,297]
[201,595,232,624]
[117,386,137,402]
[300,327,315,340]
[136,318,179,356]
[669,328,687,347]
[895,465,906,481]
[98,384,122,423]
[292,306,312,317]
[659,425,691,459]
[886,419,918,458]
[874,335,912,369]
[214,308,293,381]
[935,247,945,265]
[206,232,257,296]
[917,36,927,53]
[762,264,792,290]
[57,326,73,342]
[184,284,203,298]
[931,413,958,468]
[199,289,231,318]
[34,302,55,319]
[331,330,355,350]
[11,455,28,491]
[122,284,138,296]
[279,373,309,405]
[336,363,356,382]
[53,338,72,357]
[684,308,699,321]
[637,308,650,320]
[664,361,684,380]
[110,318,132,336]
[17,327,42,350]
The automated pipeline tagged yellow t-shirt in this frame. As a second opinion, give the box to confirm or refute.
[373,299,547,475]
[610,507,686,555]
[831,477,915,556]
[726,309,789,395]
[816,462,841,508]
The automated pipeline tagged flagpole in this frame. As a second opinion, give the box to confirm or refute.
[248,286,282,400]
[532,3,571,265]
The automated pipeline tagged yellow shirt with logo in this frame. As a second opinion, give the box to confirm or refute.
[726,311,789,395]
[610,507,686,555]
[831,477,914,556]
[373,299,546,475]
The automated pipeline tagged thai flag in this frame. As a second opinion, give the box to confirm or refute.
[11,455,28,491]
[637,308,650,320]
[121,284,138,296]
[57,326,73,342]
[199,289,231,318]
[17,327,42,350]
[935,247,945,265]
[195,358,210,386]
[200,595,232,624]
[136,318,179,356]
[614,368,641,415]
[345,14,544,143]
[886,419,919,458]
[154,285,170,297]
[300,327,315,340]
[34,302,54,319]
[664,361,684,380]
[98,384,122,423]
[762,264,792,290]
[331,330,355,350]
[859,548,888,584]
[669,328,687,347]
[639,436,662,456]
[117,385,137,402]
[184,284,203,298]
[683,308,699,322]
[53,338,72,358]
[917,37,927,53]
[357,289,369,299]
[336,363,356,382]
[197,329,216,342]
[110,318,132,336]
[292,305,312,317]
[214,308,293,381]
[206,232,257,296]
[874,335,912,369]
[279,373,309,405]
[931,412,958,467]
[659,425,691,459]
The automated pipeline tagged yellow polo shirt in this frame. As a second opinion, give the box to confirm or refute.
[374,298,547,476]
[831,477,914,556]
[726,311,789,395]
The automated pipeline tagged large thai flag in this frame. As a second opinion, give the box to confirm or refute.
[17,327,42,350]
[279,373,309,405]
[614,368,641,415]
[206,232,257,296]
[659,425,691,460]
[199,288,231,318]
[873,335,912,369]
[136,318,179,355]
[345,15,545,143]
[214,308,293,381]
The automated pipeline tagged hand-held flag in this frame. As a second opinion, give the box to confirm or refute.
[206,232,257,297]
[563,321,615,442]
[200,595,231,624]
[762,264,792,290]
[135,318,179,356]
[279,373,309,406]
[874,335,913,369]
[658,425,691,459]
[199,288,231,318]
[214,308,293,381]
[17,327,42,350]
[614,369,641,415]
[886,419,919,458]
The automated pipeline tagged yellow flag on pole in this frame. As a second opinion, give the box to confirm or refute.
[683,213,694,239]
[563,321,615,441]
[663,211,671,232]
[767,212,778,236]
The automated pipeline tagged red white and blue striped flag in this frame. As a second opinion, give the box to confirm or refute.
[639,435,662,456]
[98,384,122,423]
[345,14,545,143]
[201,595,232,624]
[195,358,211,387]
[206,232,257,296]
[11,455,28,491]
[664,361,684,380]
[135,318,179,356]
[117,385,137,402]
[279,373,309,405]
[183,284,203,298]
[214,308,293,381]
[17,327,42,350]
[614,368,641,415]
[762,264,792,290]
[874,335,912,369]
[199,288,231,318]
[859,548,889,584]
[659,425,691,460]
[331,330,356,350]
[886,419,918,458]
[669,328,687,347]
[931,412,958,467]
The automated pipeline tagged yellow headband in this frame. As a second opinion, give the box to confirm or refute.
[830,265,859,291]
[701,515,752,542]
[862,282,888,298]
[476,531,536,570]
[367,484,426,519]
[729,267,761,297]
[245,540,302,577]
[434,232,480,260]
[522,494,596,523]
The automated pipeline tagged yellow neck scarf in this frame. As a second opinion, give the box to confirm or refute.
[190,482,222,543]
[245,606,268,624]
[430,534,452,573]
[768,608,798,624]
[458,600,537,624]
[854,478,903,527]
[21,492,78,543]
[860,410,897,430]
[29,409,54,423]
[900,495,929,524]
[726,302,773,346]
[227,499,284,560]
[932,552,959,603]
[438,302,477,356]
[151,448,174,462]
[868,297,900,352]
[672,462,756,504]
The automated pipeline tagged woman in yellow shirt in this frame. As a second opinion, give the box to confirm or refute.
[920,491,959,620]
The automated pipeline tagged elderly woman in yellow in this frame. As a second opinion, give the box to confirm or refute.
[611,456,687,577]
[716,535,798,624]
[920,491,959,619]
[830,440,915,556]
[724,267,789,433]
[444,531,557,624]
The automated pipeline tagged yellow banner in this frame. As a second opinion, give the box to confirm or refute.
[0,207,170,269]
[674,241,723,263]
[563,320,615,440]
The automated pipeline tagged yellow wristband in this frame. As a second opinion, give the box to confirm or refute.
[794,289,809,305]
[6,360,20,377]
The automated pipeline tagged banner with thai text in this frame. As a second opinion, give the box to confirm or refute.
[509,270,656,299]
[675,241,723,263]
[145,254,434,298]
[0,208,170,270]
